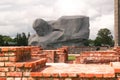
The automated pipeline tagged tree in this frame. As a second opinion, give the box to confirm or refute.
[94,28,113,46]
[0,35,4,46]
[94,37,102,46]
[14,32,30,46]
[17,33,22,46]
[84,39,95,46]
[2,36,13,46]
[88,39,95,46]
[21,32,27,46]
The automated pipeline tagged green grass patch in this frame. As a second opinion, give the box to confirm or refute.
[68,55,75,61]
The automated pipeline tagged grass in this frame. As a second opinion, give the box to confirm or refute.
[68,55,76,61]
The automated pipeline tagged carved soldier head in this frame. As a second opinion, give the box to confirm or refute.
[33,19,52,36]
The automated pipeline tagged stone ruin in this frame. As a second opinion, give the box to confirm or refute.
[1,46,120,80]
[28,16,89,49]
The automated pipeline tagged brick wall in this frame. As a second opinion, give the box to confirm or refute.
[0,46,47,80]
[68,46,109,54]
[75,51,119,64]
[1,46,120,79]
[42,50,55,63]
[42,49,68,63]
[30,46,68,63]
[2,62,120,80]
[31,46,43,54]
[0,46,31,62]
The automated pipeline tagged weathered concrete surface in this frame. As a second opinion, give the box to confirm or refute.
[114,0,120,46]
[28,16,89,49]
[110,62,120,73]
[38,63,115,78]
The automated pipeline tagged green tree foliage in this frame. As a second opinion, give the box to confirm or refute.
[0,32,30,46]
[14,32,30,46]
[94,37,101,46]
[83,39,94,46]
[0,35,16,46]
[2,36,14,46]
[0,35,4,46]
[15,33,22,46]
[94,28,113,46]
[88,39,95,46]
[21,33,27,46]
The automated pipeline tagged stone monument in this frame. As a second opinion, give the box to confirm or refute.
[28,16,90,49]
[115,0,120,46]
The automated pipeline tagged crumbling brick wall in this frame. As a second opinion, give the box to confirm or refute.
[30,46,68,63]
[0,46,47,80]
[0,46,120,80]
[42,49,68,63]
[68,46,109,54]
[75,51,119,64]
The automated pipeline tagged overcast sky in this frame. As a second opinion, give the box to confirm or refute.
[0,0,114,39]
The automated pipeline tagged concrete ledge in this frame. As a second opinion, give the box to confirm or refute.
[110,62,120,73]
[31,63,115,78]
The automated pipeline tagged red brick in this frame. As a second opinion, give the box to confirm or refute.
[103,73,115,78]
[7,72,22,77]
[39,58,47,65]
[5,53,16,56]
[24,62,35,68]
[75,51,119,64]
[22,78,28,80]
[0,67,9,72]
[0,57,8,61]
[78,73,85,77]
[0,54,5,57]
[84,74,96,78]
[72,78,81,80]
[1,47,9,52]
[115,69,120,73]
[30,72,43,77]
[9,57,17,62]
[23,72,30,77]
[15,63,24,68]
[51,73,59,77]
[59,73,68,77]
[42,73,51,77]
[8,67,15,71]
[117,78,120,80]
[27,77,36,80]
[31,54,46,58]
[36,60,42,65]
[14,78,21,80]
[0,72,5,77]
[5,62,14,67]
[93,74,103,78]
[68,73,77,77]
[0,78,6,80]
[6,77,14,80]
[0,62,4,66]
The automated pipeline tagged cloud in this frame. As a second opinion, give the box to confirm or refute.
[0,0,114,39]
[90,13,114,39]
[0,0,56,37]
[54,0,114,39]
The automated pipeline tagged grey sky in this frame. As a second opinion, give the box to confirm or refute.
[0,0,114,39]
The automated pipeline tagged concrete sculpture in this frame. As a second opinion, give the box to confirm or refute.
[28,16,90,49]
